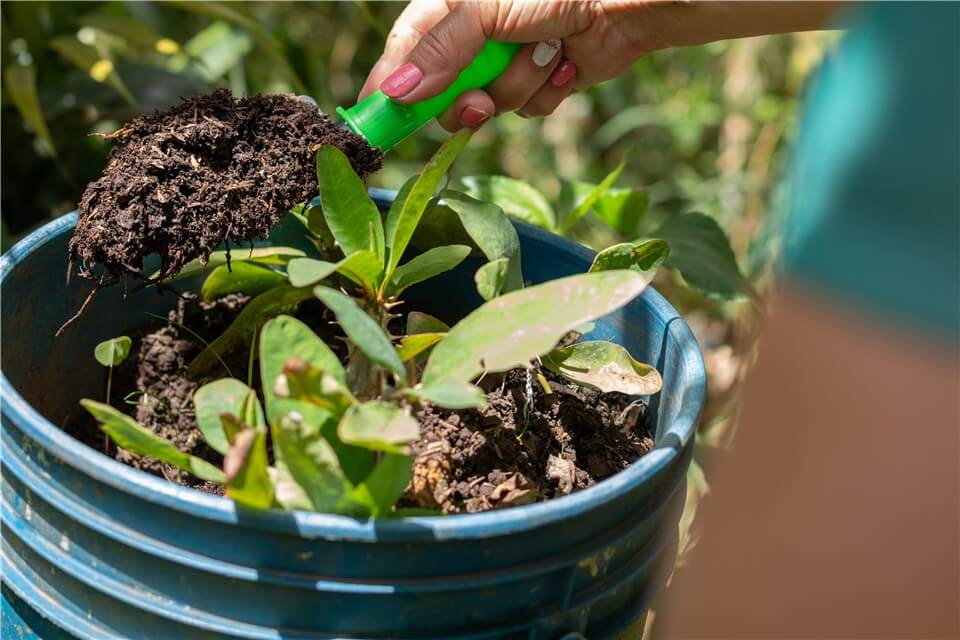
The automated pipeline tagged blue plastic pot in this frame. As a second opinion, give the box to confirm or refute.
[1,189,705,640]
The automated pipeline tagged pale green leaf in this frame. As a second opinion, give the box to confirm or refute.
[193,378,265,454]
[224,427,273,509]
[4,64,56,157]
[201,261,285,300]
[542,340,662,395]
[559,158,626,233]
[272,413,350,512]
[188,285,312,379]
[340,454,412,517]
[168,21,250,81]
[593,187,650,235]
[423,270,651,385]
[408,380,486,409]
[589,240,670,274]
[80,400,224,483]
[287,250,381,294]
[386,244,471,297]
[156,247,304,282]
[94,336,131,367]
[313,287,406,382]
[459,175,555,230]
[474,257,509,301]
[317,145,384,263]
[275,358,355,417]
[396,333,445,362]
[338,400,419,454]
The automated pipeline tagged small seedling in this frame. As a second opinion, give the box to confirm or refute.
[81,131,665,517]
[93,335,131,404]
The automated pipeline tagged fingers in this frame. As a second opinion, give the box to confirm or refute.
[518,59,578,117]
[358,0,450,100]
[484,41,562,115]
[436,89,496,132]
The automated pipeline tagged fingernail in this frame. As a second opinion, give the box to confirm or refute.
[461,105,490,127]
[550,60,577,87]
[532,39,561,67]
[381,63,423,98]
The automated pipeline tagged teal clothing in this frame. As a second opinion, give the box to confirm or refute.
[782,2,959,342]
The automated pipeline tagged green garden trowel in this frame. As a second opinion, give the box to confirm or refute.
[335,40,520,152]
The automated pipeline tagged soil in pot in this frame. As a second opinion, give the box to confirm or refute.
[67,295,654,514]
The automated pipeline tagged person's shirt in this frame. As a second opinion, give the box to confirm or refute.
[782,1,959,343]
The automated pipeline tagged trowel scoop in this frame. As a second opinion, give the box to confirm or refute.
[335,40,520,152]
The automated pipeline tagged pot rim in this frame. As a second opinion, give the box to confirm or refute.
[0,207,705,543]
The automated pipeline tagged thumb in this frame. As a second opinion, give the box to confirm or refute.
[380,5,492,104]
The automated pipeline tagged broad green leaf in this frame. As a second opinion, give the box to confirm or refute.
[224,427,273,509]
[274,358,355,417]
[383,130,471,286]
[396,333,445,362]
[288,251,381,294]
[423,271,651,385]
[80,400,224,483]
[407,311,450,335]
[340,454,412,517]
[313,287,406,382]
[593,187,650,235]
[317,145,384,263]
[338,400,419,454]
[4,64,56,157]
[49,35,135,104]
[590,240,670,274]
[201,261,285,301]
[188,285,312,379]
[651,212,752,299]
[559,158,626,233]
[272,414,350,512]
[269,464,313,511]
[386,244,471,297]
[542,340,662,395]
[259,315,345,423]
[408,381,486,409]
[193,378,265,454]
[156,247,304,282]
[383,175,416,249]
[94,336,131,367]
[168,21,251,81]
[460,175,555,230]
[305,204,337,250]
[474,257,509,301]
[431,191,523,293]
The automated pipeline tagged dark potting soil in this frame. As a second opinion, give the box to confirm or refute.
[68,296,653,513]
[68,89,381,283]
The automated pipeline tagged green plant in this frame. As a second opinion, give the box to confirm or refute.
[93,334,131,404]
[81,132,664,517]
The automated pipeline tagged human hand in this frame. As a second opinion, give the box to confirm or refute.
[358,0,655,131]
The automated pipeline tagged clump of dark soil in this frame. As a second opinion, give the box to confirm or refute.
[69,297,653,512]
[68,89,381,282]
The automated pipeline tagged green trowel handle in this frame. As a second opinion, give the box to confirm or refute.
[337,40,522,152]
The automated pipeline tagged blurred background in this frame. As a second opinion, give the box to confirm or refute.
[0,1,835,630]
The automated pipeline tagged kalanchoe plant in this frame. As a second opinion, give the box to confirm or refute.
[81,131,663,517]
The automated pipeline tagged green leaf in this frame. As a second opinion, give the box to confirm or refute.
[259,315,345,423]
[272,413,350,512]
[423,270,652,385]
[432,190,523,292]
[201,261,285,301]
[651,212,752,299]
[193,378,265,454]
[287,251,381,294]
[94,336,132,367]
[386,244,471,297]
[313,287,406,382]
[593,187,650,235]
[188,285,312,379]
[407,312,449,335]
[317,145,384,263]
[590,240,670,274]
[474,257,509,301]
[223,427,273,509]
[559,158,626,233]
[80,400,224,483]
[168,21,251,81]
[305,204,337,250]
[338,400,419,454]
[340,454,412,517]
[383,175,416,249]
[156,247,304,282]
[48,35,135,104]
[274,358,355,417]
[542,341,662,396]
[4,64,56,157]
[408,381,486,409]
[78,14,179,54]
[383,130,471,287]
[396,333,445,362]
[459,175,555,230]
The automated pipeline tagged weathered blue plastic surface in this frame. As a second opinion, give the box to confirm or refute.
[0,188,705,639]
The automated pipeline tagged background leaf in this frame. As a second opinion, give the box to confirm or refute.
[3,64,56,157]
[559,158,626,233]
[459,175,555,230]
[407,311,450,335]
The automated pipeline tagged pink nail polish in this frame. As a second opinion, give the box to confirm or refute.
[461,106,490,126]
[550,60,577,87]
[381,63,423,98]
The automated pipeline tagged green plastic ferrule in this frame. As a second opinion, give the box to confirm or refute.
[337,40,521,152]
